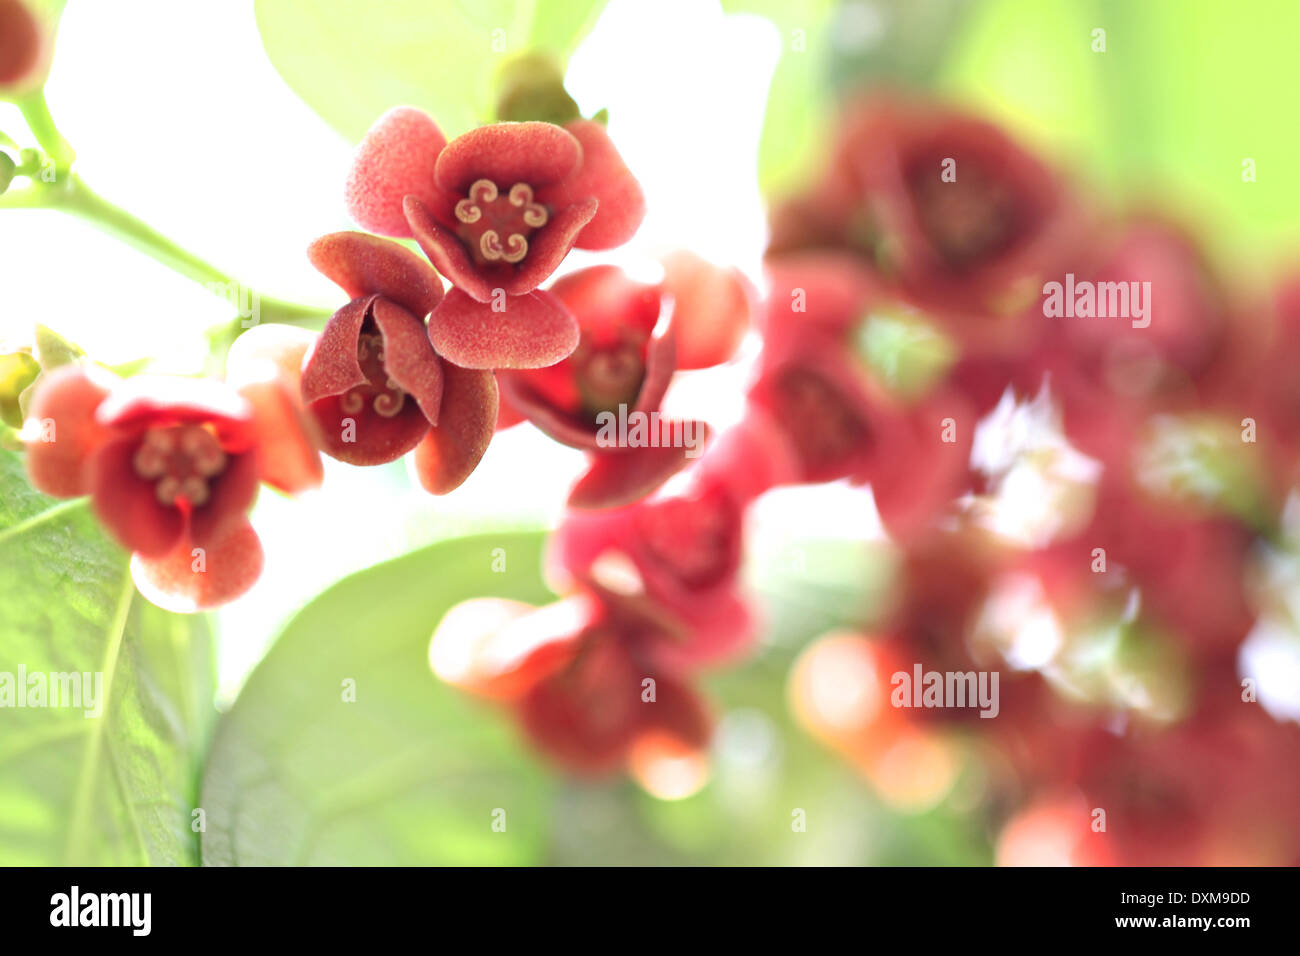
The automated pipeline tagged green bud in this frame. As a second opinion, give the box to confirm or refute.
[494,53,581,126]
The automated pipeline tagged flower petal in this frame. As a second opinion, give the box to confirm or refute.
[24,364,112,497]
[131,520,263,613]
[497,372,601,449]
[693,408,800,507]
[429,595,591,699]
[300,297,373,405]
[434,121,582,194]
[307,231,445,318]
[411,364,497,494]
[345,106,448,237]
[236,379,323,495]
[94,376,256,451]
[405,195,596,301]
[517,632,643,774]
[428,288,579,370]
[543,119,645,250]
[504,197,598,296]
[661,251,754,369]
[308,391,430,466]
[371,297,444,425]
[188,448,262,549]
[568,431,709,510]
[225,323,315,394]
[87,436,186,558]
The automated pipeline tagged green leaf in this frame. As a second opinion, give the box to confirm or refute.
[723,0,837,196]
[941,0,1300,263]
[0,450,216,865]
[200,531,558,866]
[255,0,607,143]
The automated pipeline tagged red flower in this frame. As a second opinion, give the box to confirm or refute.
[769,95,1084,355]
[301,231,497,494]
[546,415,787,670]
[750,253,975,539]
[344,108,645,369]
[0,0,50,96]
[24,361,321,610]
[497,259,753,509]
[1054,216,1231,395]
[431,591,711,790]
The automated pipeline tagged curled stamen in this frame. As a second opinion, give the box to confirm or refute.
[454,198,482,224]
[522,205,547,228]
[340,390,365,414]
[508,183,534,206]
[469,179,499,203]
[480,229,506,261]
[373,390,407,418]
[501,233,528,264]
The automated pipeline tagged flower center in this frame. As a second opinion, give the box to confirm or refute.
[339,331,407,419]
[576,341,646,418]
[906,161,1022,271]
[132,424,228,507]
[773,367,870,475]
[453,179,549,267]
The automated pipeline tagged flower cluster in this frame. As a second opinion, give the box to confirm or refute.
[19,69,1300,862]
[766,95,1300,863]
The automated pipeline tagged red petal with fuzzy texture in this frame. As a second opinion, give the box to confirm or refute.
[24,364,112,497]
[300,297,373,405]
[227,325,323,495]
[345,107,448,238]
[544,119,645,250]
[568,430,708,510]
[370,297,444,425]
[87,436,186,558]
[307,231,445,319]
[429,595,591,699]
[661,251,754,369]
[434,122,582,194]
[308,391,430,466]
[131,520,263,613]
[406,195,597,301]
[428,288,579,370]
[95,376,257,452]
[693,408,800,507]
[411,364,497,494]
[517,633,644,774]
[237,379,323,494]
[188,449,261,549]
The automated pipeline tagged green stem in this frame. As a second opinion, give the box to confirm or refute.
[16,90,75,171]
[0,173,331,352]
[2,94,331,360]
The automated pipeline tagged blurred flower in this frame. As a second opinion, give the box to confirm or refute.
[24,361,320,610]
[750,252,974,540]
[430,589,711,791]
[0,0,55,98]
[498,259,752,508]
[769,94,1084,355]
